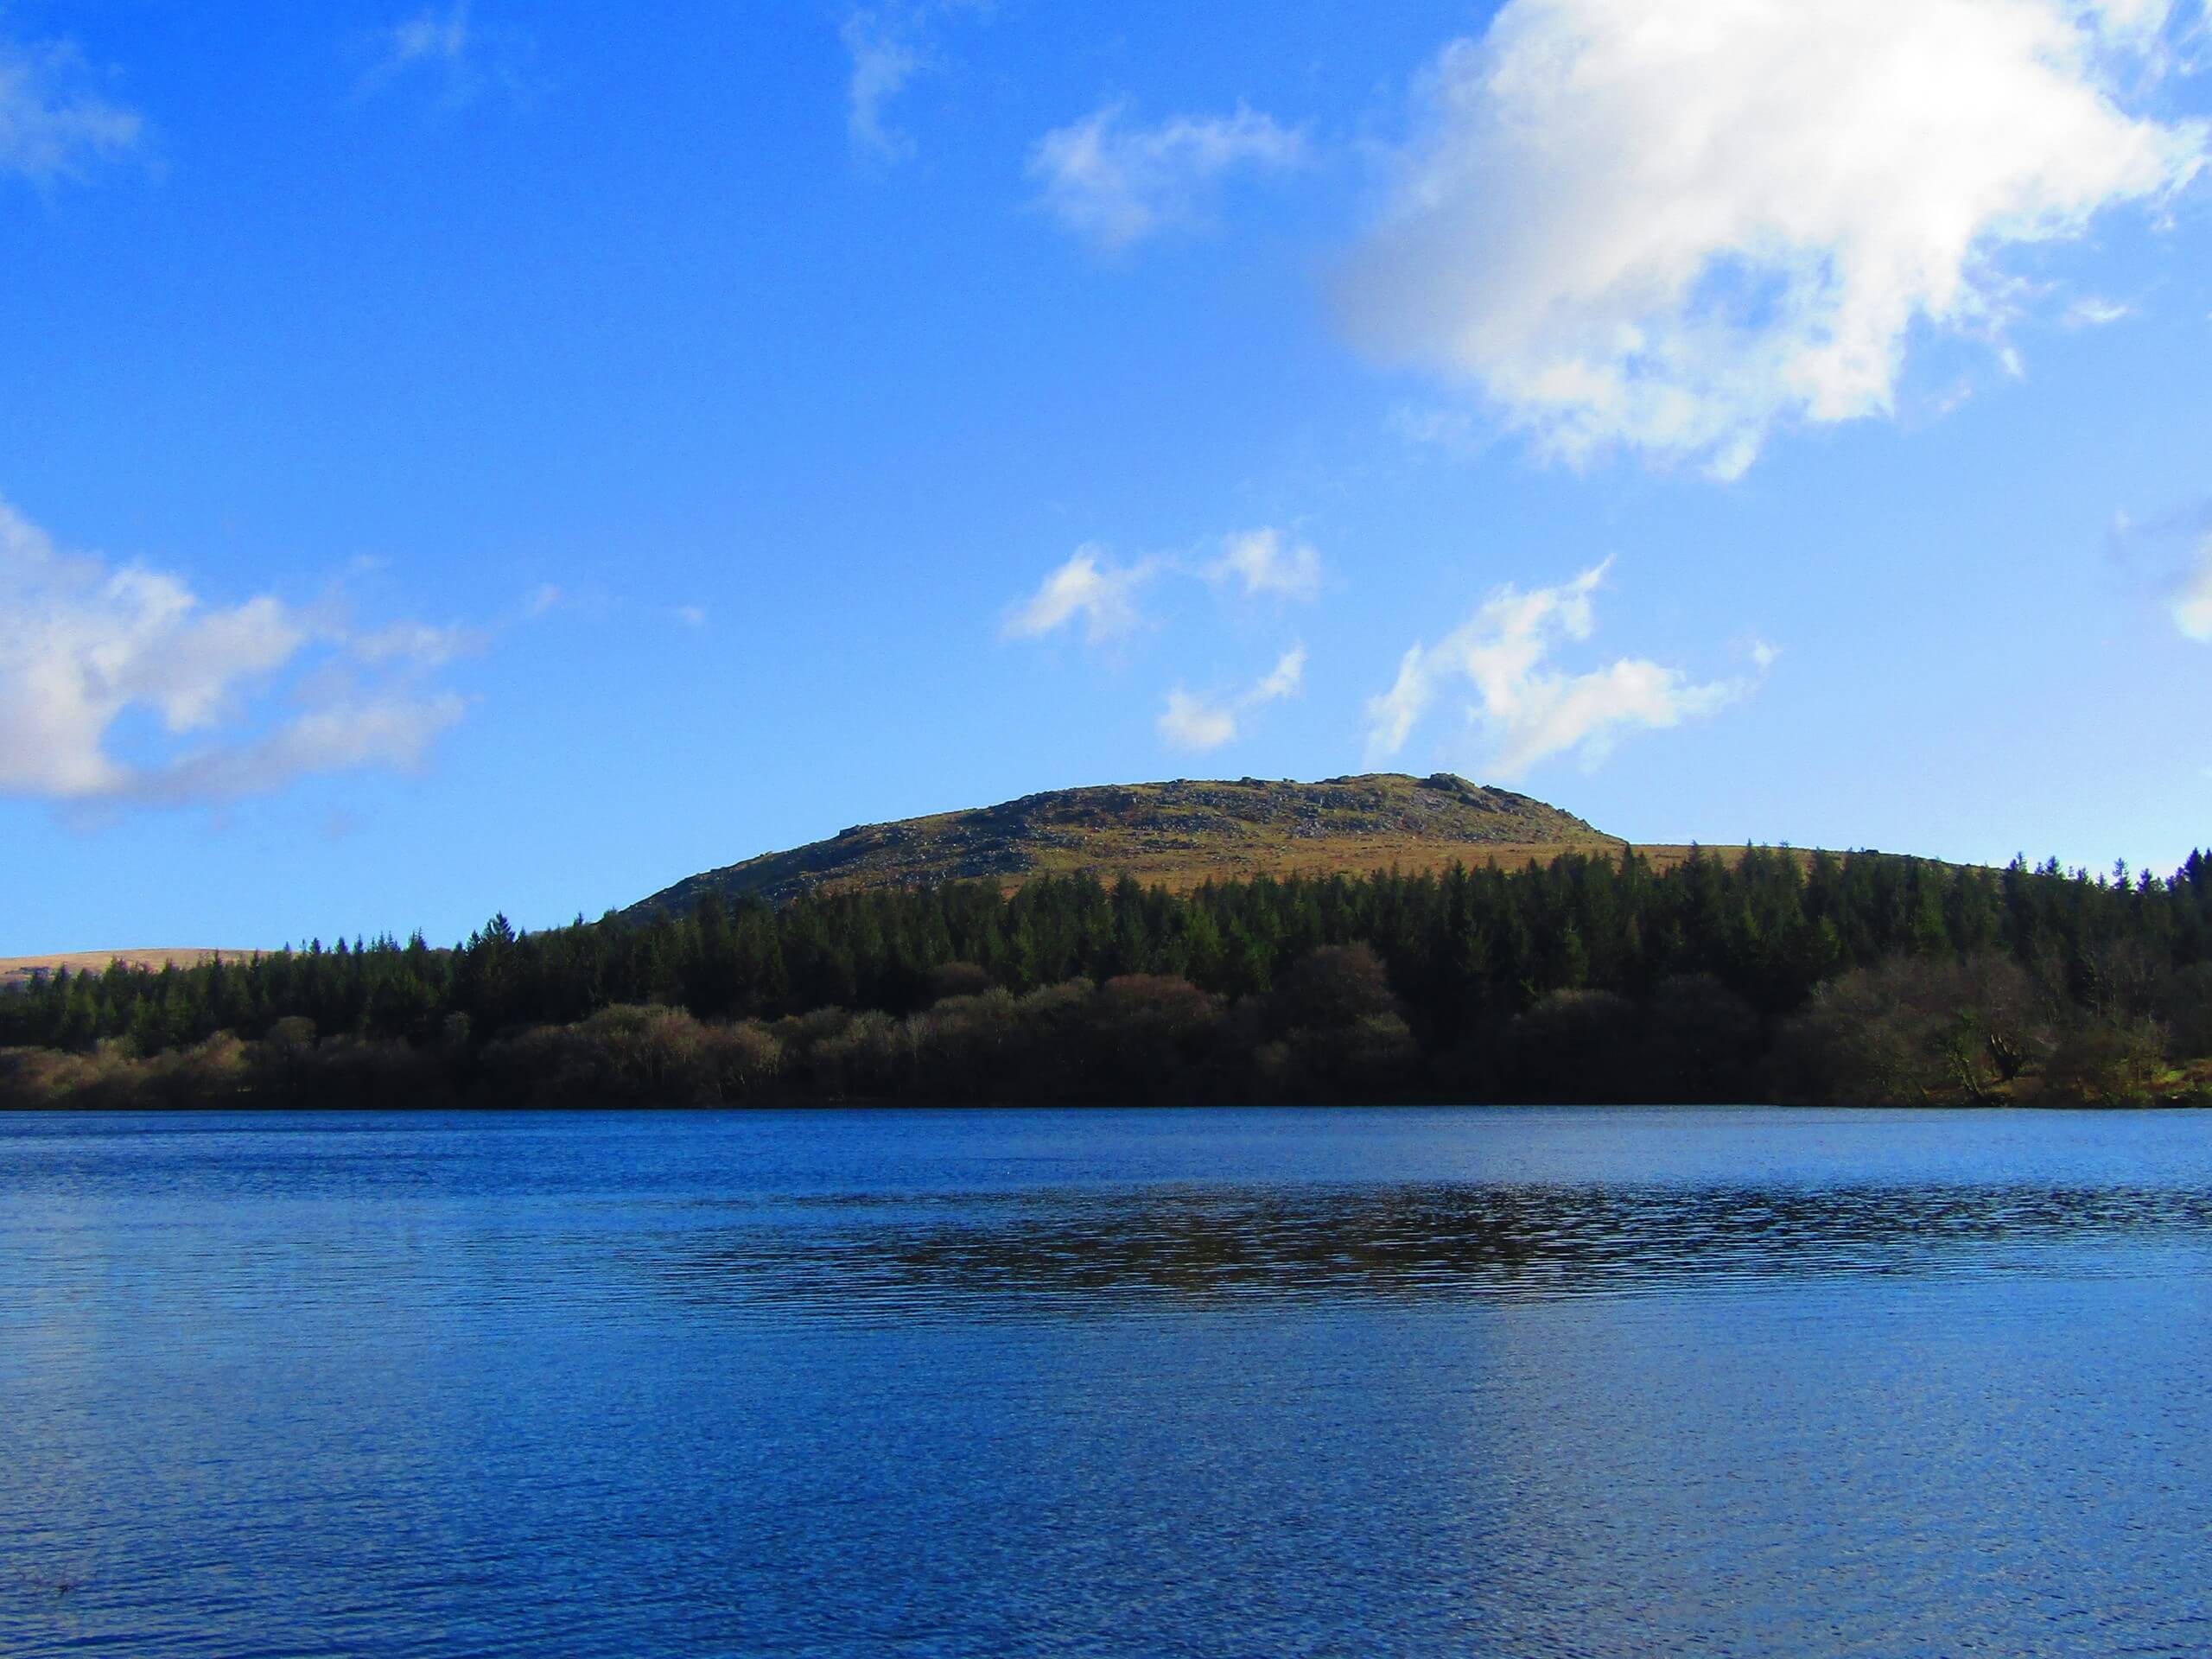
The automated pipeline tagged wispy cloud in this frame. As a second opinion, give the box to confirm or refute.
[1004,525,1324,649]
[0,496,472,806]
[2063,296,2136,328]
[1343,0,2209,477]
[1211,528,1322,602]
[0,36,143,183]
[389,5,471,67]
[1001,546,1156,644]
[356,3,535,108]
[2175,535,2212,641]
[1029,100,1307,249]
[838,2,995,162]
[1251,643,1306,702]
[1388,402,1486,457]
[1364,561,1754,776]
[1158,644,1306,753]
[841,6,927,161]
[131,696,467,807]
[1008,535,1319,747]
[1157,689,1237,752]
[2109,492,2212,640]
[353,620,486,668]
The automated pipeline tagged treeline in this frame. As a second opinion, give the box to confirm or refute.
[5,846,2211,1108]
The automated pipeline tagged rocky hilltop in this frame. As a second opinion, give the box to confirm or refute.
[626,773,1624,918]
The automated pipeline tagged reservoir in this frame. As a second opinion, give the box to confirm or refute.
[4,1106,2210,1656]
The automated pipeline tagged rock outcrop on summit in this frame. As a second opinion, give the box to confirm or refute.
[625,773,1624,918]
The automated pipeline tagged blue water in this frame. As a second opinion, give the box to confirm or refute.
[3,1107,2210,1657]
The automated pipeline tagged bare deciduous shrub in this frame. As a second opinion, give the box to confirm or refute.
[2043,1017,2170,1105]
[1503,989,1641,1103]
[1271,944,1399,1034]
[1770,954,2051,1105]
[1643,975,1760,1103]
[925,962,994,1004]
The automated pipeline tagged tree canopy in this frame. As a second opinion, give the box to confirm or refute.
[5,847,2209,1108]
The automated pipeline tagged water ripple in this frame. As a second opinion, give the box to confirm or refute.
[635,1179,2212,1319]
[6,1109,2212,1658]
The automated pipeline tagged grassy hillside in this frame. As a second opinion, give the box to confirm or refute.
[0,950,245,990]
[626,772,1627,918]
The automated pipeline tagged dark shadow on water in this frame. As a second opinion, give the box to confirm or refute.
[639,1180,2212,1319]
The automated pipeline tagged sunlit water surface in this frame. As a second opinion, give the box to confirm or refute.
[4,1107,2210,1657]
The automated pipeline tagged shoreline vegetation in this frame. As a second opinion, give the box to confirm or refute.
[6,848,2210,1111]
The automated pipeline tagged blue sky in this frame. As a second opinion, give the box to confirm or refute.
[3,0,2209,951]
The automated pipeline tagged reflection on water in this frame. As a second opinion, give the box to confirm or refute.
[3,1108,2212,1659]
[650,1180,2212,1315]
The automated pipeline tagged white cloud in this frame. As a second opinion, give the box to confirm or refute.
[359,3,532,106]
[2063,296,2136,327]
[137,696,467,805]
[1029,101,1307,249]
[1001,546,1154,643]
[1252,643,1306,702]
[1157,644,1306,752]
[2176,537,2212,641]
[0,496,469,805]
[1364,561,1749,776]
[840,3,996,162]
[1157,690,1240,752]
[841,7,926,160]
[1389,402,1487,456]
[0,37,143,181]
[389,6,471,66]
[1007,528,1324,649]
[1344,0,2209,476]
[1211,528,1322,602]
[354,620,483,667]
[675,604,708,630]
[2111,493,2212,637]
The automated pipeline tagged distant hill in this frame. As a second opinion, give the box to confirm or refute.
[625,773,1630,918]
[0,949,251,989]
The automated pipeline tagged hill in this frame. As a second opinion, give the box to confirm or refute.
[625,772,1627,918]
[0,949,249,990]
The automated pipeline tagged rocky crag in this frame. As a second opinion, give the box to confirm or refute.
[626,773,1625,918]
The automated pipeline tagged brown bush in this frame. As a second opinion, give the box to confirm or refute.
[1506,989,1641,1103]
[925,961,994,1004]
[1087,975,1226,1102]
[1640,975,1760,1102]
[1272,944,1398,1035]
[0,1046,111,1106]
[1289,1012,1421,1102]
[2153,964,2212,1061]
[141,1033,251,1107]
[1769,953,2050,1105]
[700,1020,784,1101]
[2043,1016,2170,1105]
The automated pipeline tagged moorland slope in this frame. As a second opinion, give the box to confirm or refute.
[625,772,1626,917]
[0,950,244,990]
